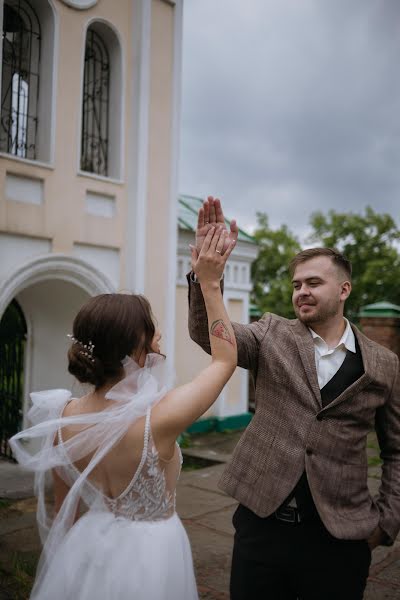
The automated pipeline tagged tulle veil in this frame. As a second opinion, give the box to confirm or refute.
[9,353,172,597]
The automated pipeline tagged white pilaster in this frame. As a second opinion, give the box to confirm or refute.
[126,0,152,293]
[164,0,183,366]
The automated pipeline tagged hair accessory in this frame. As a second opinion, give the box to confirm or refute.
[67,334,95,363]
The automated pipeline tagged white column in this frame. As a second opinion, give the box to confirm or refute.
[164,0,183,366]
[126,0,152,293]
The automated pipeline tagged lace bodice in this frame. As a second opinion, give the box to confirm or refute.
[58,407,183,522]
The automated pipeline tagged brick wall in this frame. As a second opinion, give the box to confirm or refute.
[359,317,400,359]
[247,312,400,411]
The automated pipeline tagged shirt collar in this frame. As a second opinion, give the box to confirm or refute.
[309,318,356,353]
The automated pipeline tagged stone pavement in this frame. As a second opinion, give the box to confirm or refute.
[178,431,400,600]
[1,430,400,599]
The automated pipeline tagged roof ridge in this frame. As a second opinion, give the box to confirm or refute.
[178,194,256,243]
[178,216,194,230]
[179,197,200,217]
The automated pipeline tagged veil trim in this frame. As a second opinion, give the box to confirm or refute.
[8,353,172,597]
[56,406,152,502]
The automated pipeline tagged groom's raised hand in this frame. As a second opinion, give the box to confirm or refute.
[196,197,239,257]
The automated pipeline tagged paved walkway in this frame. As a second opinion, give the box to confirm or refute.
[1,430,400,599]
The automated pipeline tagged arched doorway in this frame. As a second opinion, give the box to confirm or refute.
[0,254,115,457]
[0,299,27,459]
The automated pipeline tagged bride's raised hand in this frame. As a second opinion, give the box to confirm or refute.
[196,197,238,256]
[191,226,236,284]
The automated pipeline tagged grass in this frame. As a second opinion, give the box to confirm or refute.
[178,432,192,449]
[366,431,382,469]
[0,552,36,600]
[182,455,222,471]
[368,455,383,468]
[367,439,379,450]
[0,498,38,598]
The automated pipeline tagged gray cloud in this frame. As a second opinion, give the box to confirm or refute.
[179,0,400,241]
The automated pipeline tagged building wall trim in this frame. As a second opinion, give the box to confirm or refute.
[0,254,115,319]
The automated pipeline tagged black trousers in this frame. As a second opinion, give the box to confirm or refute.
[230,505,372,600]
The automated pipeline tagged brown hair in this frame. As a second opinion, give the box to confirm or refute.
[289,247,352,280]
[68,294,159,389]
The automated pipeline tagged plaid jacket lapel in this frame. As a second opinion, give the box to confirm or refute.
[290,319,322,408]
[318,325,375,413]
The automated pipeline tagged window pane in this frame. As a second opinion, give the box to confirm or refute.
[0,1,41,159]
[80,28,110,176]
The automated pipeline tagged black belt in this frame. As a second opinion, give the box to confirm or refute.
[274,505,303,524]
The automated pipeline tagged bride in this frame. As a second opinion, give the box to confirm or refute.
[10,226,236,600]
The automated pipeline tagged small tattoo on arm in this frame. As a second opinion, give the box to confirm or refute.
[210,319,234,346]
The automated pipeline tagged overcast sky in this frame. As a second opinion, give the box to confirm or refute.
[178,0,400,242]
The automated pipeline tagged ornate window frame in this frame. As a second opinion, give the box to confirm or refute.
[79,18,123,181]
[0,0,57,165]
[0,0,41,159]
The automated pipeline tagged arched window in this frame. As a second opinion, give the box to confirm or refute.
[81,27,110,176]
[0,0,41,159]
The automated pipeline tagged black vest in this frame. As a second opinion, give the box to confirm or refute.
[285,340,364,519]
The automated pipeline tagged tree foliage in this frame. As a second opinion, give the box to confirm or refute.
[308,206,400,322]
[251,213,301,318]
[251,206,400,322]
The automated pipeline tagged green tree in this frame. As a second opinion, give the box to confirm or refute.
[251,213,301,318]
[308,206,400,322]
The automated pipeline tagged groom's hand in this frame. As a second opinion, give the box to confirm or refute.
[367,525,387,550]
[196,197,239,257]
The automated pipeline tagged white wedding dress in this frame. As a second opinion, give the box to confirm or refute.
[10,355,198,600]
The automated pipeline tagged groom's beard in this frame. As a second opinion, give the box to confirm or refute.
[294,297,341,325]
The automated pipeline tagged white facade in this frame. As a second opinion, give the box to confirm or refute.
[175,196,259,428]
[0,0,183,446]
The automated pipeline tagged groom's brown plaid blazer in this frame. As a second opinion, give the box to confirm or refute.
[188,277,400,544]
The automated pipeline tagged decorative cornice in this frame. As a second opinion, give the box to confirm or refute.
[59,0,98,9]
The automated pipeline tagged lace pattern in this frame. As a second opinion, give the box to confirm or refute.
[58,407,182,522]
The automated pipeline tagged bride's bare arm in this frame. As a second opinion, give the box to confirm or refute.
[152,227,237,449]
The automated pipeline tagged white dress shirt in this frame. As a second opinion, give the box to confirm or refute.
[309,318,356,389]
[288,319,356,508]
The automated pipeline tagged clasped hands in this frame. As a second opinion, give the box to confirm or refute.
[190,197,239,284]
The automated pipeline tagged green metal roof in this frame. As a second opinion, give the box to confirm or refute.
[178,194,256,244]
[359,301,400,318]
[249,303,262,318]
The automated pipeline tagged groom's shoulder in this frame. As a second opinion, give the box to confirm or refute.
[251,312,298,337]
[257,312,296,327]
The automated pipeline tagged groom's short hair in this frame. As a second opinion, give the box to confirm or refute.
[289,247,352,281]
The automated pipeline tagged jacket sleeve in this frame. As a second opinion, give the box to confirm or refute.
[187,272,271,375]
[375,356,400,545]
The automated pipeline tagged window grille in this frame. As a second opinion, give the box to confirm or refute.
[0,0,41,159]
[80,28,110,176]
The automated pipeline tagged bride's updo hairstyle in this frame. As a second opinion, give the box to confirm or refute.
[68,293,157,388]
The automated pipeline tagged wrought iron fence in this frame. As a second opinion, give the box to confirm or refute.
[0,300,26,460]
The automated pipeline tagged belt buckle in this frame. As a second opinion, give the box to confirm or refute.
[275,506,300,524]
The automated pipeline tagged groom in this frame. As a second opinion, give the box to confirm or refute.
[187,197,400,600]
